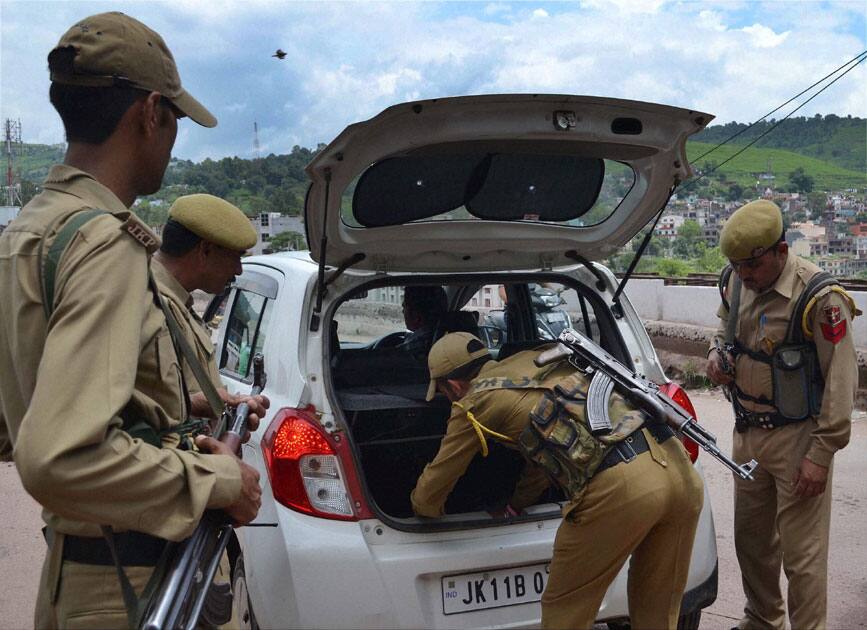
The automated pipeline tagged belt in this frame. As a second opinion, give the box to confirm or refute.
[61,530,168,567]
[595,423,676,475]
[734,412,808,433]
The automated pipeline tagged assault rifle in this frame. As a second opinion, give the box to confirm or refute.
[140,354,267,630]
[535,330,757,481]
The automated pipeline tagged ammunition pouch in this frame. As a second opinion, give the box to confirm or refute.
[517,372,646,499]
[771,343,823,421]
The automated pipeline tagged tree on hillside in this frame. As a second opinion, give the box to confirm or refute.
[654,258,692,277]
[726,183,744,201]
[697,246,727,273]
[267,230,306,252]
[789,167,815,193]
[673,219,703,258]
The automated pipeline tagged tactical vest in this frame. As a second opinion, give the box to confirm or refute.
[469,366,646,499]
[718,264,842,421]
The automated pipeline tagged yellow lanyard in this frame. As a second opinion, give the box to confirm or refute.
[453,401,514,457]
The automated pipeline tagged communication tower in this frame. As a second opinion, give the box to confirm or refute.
[4,118,23,206]
[253,121,261,159]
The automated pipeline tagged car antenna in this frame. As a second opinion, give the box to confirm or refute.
[608,48,866,318]
[310,168,332,332]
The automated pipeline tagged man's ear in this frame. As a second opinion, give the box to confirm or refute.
[139,92,163,137]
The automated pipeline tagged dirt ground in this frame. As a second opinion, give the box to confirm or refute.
[1,389,865,629]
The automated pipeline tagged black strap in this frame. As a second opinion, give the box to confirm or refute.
[718,264,734,313]
[38,209,108,319]
[786,271,837,343]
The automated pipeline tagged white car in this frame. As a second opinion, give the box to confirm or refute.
[211,94,719,629]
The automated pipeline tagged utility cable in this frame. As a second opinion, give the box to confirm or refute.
[692,49,867,164]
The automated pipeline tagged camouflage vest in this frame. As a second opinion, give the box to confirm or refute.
[470,367,647,499]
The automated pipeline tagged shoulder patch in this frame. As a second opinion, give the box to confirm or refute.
[820,304,847,344]
[121,215,161,253]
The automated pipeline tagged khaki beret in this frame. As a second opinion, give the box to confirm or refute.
[49,12,216,127]
[169,194,257,251]
[719,200,784,262]
[426,332,491,401]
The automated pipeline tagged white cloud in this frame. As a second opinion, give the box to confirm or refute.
[741,23,790,48]
[0,0,863,161]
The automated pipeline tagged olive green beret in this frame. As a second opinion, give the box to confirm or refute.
[168,194,257,251]
[719,200,784,261]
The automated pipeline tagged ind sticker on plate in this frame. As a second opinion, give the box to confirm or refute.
[441,562,550,615]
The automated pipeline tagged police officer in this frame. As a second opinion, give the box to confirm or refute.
[706,200,857,630]
[152,194,265,419]
[412,332,704,629]
[0,13,262,628]
[152,194,267,627]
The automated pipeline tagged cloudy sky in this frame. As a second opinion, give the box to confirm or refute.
[1,0,865,162]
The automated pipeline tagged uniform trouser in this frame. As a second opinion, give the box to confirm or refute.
[540,434,704,630]
[34,532,154,629]
[34,532,238,630]
[733,420,833,630]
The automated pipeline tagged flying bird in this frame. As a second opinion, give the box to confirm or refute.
[272,49,287,60]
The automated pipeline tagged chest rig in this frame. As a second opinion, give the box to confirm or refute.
[469,364,646,499]
[719,265,837,425]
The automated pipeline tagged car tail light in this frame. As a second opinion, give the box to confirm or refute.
[261,406,372,520]
[658,382,700,463]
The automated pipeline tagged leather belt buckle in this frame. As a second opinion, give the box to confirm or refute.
[615,435,638,463]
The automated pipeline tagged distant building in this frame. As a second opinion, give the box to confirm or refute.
[0,206,20,233]
[250,212,304,255]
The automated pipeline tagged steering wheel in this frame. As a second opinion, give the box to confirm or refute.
[371,331,408,349]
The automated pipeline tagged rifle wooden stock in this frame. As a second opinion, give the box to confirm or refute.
[140,354,267,630]
[536,330,757,481]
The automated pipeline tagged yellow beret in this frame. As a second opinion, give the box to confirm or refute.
[168,194,257,251]
[719,200,783,262]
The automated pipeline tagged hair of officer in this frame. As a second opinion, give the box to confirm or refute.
[159,219,203,256]
[48,46,152,144]
[404,286,448,325]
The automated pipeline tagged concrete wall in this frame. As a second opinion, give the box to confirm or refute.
[622,279,867,348]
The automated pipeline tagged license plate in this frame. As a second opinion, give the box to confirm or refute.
[441,562,550,615]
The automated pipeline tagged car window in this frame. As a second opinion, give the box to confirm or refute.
[341,151,634,229]
[220,289,271,381]
[332,286,408,348]
[527,281,600,343]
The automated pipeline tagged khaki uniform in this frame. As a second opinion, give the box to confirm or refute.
[412,350,703,629]
[0,166,242,628]
[151,258,222,396]
[713,253,857,630]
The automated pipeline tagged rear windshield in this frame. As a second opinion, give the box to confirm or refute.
[342,146,634,228]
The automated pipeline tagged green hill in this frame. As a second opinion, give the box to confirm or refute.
[693,115,866,172]
[684,141,865,192]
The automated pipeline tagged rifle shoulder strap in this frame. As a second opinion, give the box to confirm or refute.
[786,270,837,344]
[38,208,108,319]
[723,270,741,345]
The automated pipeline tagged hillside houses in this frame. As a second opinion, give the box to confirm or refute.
[657,190,867,277]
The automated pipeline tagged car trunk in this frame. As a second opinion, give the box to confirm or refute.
[331,347,545,519]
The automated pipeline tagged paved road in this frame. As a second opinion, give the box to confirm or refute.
[1,389,865,629]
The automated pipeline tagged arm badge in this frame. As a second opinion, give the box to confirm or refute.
[820,305,846,344]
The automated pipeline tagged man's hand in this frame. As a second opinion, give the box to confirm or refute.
[195,435,262,525]
[706,350,735,385]
[224,393,270,436]
[792,457,828,498]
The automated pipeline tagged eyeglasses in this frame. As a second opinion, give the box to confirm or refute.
[730,247,774,272]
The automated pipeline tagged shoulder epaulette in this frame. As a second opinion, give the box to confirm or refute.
[120,215,160,253]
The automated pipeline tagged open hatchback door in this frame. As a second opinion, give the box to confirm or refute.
[305,94,713,273]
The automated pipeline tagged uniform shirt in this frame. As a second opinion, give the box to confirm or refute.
[713,253,857,467]
[0,165,241,541]
[151,258,222,399]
